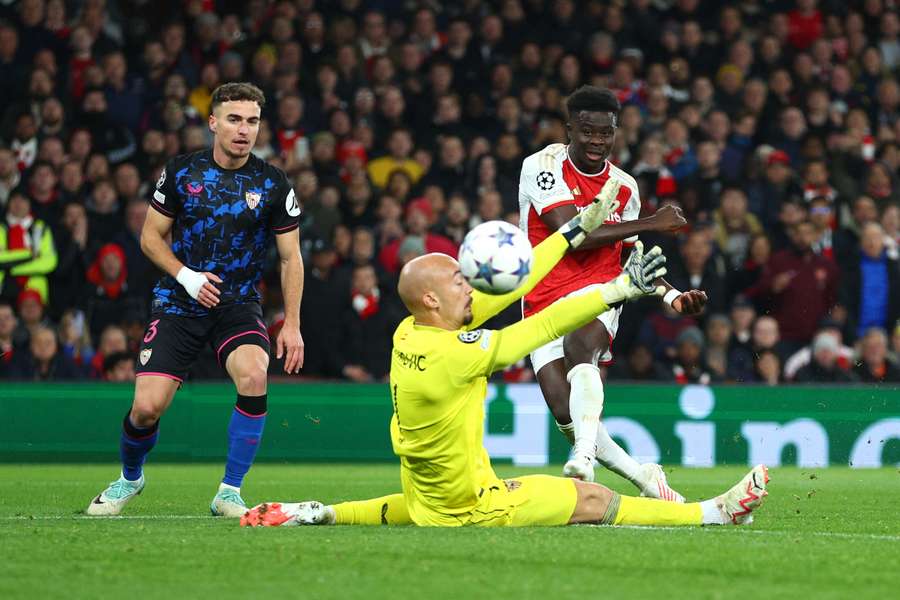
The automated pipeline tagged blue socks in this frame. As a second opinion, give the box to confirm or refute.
[223,394,267,488]
[120,413,159,481]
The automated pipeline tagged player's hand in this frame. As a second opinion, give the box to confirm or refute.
[176,267,222,308]
[672,289,708,315]
[581,179,621,232]
[276,323,304,374]
[650,205,687,232]
[600,241,667,304]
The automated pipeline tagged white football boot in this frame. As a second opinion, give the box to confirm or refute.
[240,501,336,527]
[563,442,596,483]
[715,464,770,525]
[85,474,145,516]
[637,463,686,503]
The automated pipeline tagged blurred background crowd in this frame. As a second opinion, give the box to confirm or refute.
[1,0,899,385]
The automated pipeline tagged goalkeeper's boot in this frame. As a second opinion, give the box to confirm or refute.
[636,463,685,503]
[715,464,769,525]
[85,473,145,516]
[240,501,336,527]
[563,442,596,483]
[210,484,248,517]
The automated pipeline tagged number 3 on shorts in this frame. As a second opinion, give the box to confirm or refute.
[144,319,160,343]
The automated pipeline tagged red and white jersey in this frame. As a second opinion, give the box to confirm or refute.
[518,143,640,316]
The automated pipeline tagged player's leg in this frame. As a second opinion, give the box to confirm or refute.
[533,341,576,443]
[560,319,610,482]
[210,304,272,516]
[213,343,269,516]
[567,310,685,501]
[86,315,196,516]
[241,494,413,527]
[568,465,769,527]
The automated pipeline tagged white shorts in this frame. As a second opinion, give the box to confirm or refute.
[529,283,622,374]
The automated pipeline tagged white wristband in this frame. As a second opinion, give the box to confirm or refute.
[175,266,207,300]
[663,289,682,306]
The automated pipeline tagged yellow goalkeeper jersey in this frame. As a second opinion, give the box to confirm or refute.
[388,232,613,526]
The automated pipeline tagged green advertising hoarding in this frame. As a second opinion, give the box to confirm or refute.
[0,383,897,467]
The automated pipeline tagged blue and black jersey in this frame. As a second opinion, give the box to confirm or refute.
[149,149,300,316]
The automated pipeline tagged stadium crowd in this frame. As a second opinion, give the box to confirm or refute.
[1,0,899,384]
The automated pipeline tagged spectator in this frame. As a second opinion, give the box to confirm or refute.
[0,148,21,210]
[80,242,139,343]
[607,343,672,382]
[666,229,728,316]
[0,191,57,306]
[794,332,859,384]
[745,220,839,351]
[713,187,763,270]
[57,308,93,372]
[754,349,783,386]
[783,319,855,381]
[378,198,457,274]
[0,300,19,375]
[703,313,733,381]
[672,326,714,385]
[839,222,900,341]
[342,264,402,382]
[103,351,135,382]
[854,327,900,383]
[8,324,81,380]
[298,238,346,378]
[367,128,424,189]
[87,324,128,380]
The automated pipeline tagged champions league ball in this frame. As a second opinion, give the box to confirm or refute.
[458,221,533,295]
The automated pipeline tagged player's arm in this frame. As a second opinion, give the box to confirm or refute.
[456,243,667,378]
[141,207,221,308]
[468,179,623,328]
[538,203,686,251]
[274,227,304,373]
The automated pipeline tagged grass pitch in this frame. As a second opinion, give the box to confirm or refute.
[1,464,898,599]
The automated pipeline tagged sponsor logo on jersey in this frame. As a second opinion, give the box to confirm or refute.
[536,171,555,191]
[139,348,152,366]
[156,169,166,189]
[394,349,426,371]
[458,329,483,344]
[186,182,204,195]
[245,191,262,210]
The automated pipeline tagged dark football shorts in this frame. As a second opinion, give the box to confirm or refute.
[134,303,270,382]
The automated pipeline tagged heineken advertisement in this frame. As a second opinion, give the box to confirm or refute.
[1,383,898,467]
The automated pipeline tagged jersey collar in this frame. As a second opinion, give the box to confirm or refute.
[565,145,609,177]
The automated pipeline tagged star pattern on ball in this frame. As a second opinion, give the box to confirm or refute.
[491,229,516,247]
[474,258,501,285]
[512,257,530,280]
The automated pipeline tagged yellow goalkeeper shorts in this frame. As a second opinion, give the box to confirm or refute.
[466,474,577,527]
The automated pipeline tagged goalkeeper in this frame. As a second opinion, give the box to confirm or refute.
[243,180,768,528]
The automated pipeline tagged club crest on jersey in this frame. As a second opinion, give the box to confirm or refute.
[139,349,152,366]
[458,330,483,344]
[536,171,555,191]
[245,191,262,210]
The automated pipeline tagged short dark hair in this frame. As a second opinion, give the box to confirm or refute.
[566,85,620,119]
[210,82,266,112]
[103,351,134,373]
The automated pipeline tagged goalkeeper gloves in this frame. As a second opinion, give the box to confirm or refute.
[598,241,667,306]
[558,179,621,249]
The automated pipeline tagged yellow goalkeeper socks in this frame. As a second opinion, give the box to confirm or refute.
[603,493,703,526]
[332,494,411,525]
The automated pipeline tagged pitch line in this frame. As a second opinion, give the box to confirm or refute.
[601,525,900,542]
[0,515,213,520]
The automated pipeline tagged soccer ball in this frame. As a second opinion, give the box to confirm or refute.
[458,221,533,294]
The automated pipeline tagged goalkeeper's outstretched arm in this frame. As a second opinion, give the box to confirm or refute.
[467,179,623,328]
[482,242,666,375]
